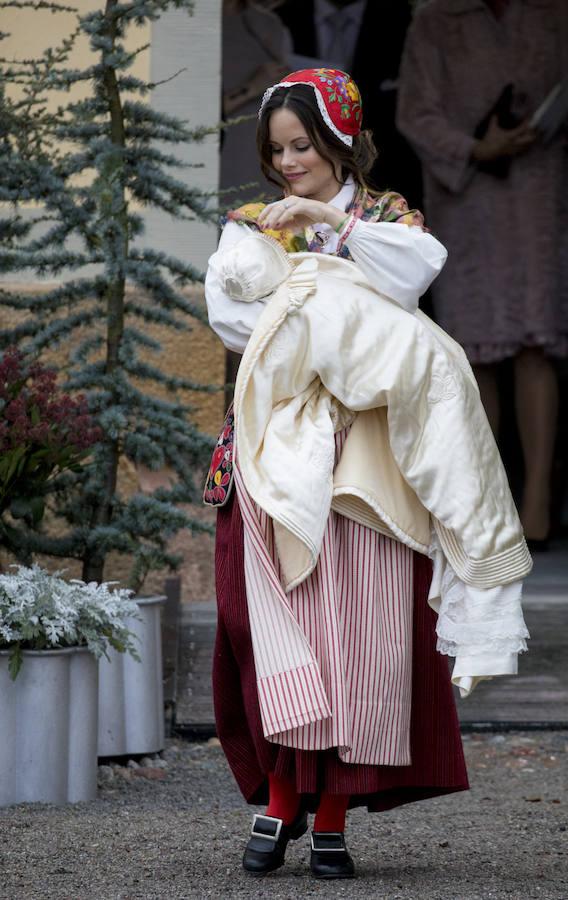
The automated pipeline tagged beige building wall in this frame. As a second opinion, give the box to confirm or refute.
[146,1,222,271]
[2,0,221,271]
[2,1,150,180]
[1,1,225,602]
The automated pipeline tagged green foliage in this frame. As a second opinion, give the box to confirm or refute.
[0,563,140,680]
[0,0,217,589]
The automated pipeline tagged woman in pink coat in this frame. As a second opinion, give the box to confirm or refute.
[397,0,568,549]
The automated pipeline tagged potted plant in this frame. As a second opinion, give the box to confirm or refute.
[0,349,167,758]
[0,564,138,806]
[97,593,168,757]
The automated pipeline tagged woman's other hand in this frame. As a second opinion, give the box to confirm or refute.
[257,197,346,231]
[472,114,537,163]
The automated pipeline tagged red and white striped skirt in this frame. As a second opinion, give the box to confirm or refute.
[238,466,415,766]
[213,490,469,812]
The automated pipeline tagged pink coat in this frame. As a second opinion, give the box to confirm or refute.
[397,0,568,362]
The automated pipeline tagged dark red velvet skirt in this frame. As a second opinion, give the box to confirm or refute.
[212,490,469,813]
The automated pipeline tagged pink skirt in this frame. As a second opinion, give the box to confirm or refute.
[213,490,469,813]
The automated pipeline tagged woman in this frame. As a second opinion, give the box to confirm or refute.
[396,0,568,547]
[204,68,529,880]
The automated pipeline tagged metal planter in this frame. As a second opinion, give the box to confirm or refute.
[97,595,166,757]
[0,646,98,806]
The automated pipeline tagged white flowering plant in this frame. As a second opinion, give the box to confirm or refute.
[0,565,141,680]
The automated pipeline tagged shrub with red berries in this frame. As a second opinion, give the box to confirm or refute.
[0,348,102,525]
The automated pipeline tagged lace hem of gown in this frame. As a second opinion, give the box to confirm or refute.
[428,533,530,660]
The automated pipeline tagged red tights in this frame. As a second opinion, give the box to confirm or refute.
[265,771,349,832]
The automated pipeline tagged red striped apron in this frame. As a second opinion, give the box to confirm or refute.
[236,430,414,766]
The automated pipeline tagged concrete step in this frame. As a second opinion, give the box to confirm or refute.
[176,601,217,727]
[175,560,568,729]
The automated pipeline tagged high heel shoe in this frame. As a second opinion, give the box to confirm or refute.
[242,809,308,875]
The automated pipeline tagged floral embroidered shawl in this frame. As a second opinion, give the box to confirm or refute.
[224,186,425,257]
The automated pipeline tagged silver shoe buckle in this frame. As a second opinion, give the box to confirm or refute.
[251,814,283,843]
[311,831,345,852]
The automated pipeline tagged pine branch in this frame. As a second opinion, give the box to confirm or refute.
[0,279,105,312]
[0,0,77,11]
[27,308,105,354]
[124,263,208,321]
[123,100,214,141]
[0,248,100,275]
[128,248,204,283]
[123,299,190,329]
[118,356,219,394]
[101,0,194,25]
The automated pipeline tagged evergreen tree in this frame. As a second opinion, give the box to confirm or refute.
[0,0,217,590]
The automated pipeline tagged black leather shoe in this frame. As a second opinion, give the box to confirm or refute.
[310,831,355,879]
[242,810,308,875]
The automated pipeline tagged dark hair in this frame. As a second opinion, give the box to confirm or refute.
[256,83,378,195]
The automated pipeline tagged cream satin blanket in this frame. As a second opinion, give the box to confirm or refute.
[234,250,531,588]
[226,239,530,695]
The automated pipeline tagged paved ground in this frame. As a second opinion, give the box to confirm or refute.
[0,732,566,899]
[457,545,568,725]
[4,547,563,899]
[178,544,568,729]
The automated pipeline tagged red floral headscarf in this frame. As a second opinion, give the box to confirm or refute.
[258,67,363,147]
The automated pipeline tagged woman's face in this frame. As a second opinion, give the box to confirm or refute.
[268,108,341,204]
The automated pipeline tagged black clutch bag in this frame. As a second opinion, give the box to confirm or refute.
[474,83,522,178]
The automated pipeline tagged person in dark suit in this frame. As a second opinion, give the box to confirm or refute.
[274,0,422,207]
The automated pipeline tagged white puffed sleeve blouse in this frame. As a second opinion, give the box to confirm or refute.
[205,178,448,354]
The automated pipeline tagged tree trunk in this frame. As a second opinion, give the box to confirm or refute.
[82,0,128,585]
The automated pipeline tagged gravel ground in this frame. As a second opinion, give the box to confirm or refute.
[0,731,566,900]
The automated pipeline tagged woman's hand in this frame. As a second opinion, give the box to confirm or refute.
[472,114,537,163]
[257,196,347,231]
